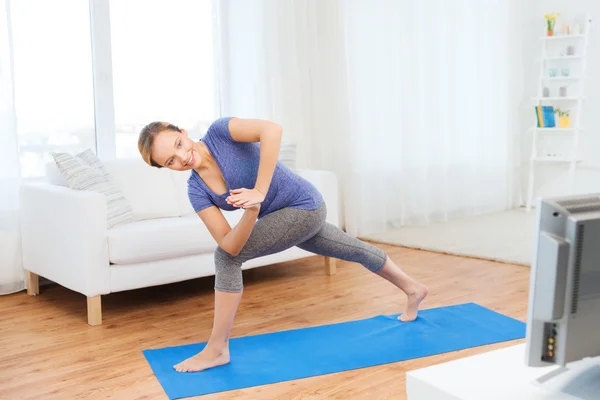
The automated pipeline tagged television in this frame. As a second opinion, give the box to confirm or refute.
[525,193,600,370]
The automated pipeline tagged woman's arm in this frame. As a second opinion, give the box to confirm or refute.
[226,118,283,208]
[197,205,260,257]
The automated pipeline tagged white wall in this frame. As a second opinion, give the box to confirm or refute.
[521,1,600,202]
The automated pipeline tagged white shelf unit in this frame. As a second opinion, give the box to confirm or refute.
[531,96,582,101]
[532,127,582,132]
[533,157,582,163]
[543,55,585,60]
[526,15,592,211]
[539,34,585,40]
[540,76,581,81]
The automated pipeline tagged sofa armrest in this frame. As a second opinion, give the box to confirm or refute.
[20,183,110,297]
[296,169,340,227]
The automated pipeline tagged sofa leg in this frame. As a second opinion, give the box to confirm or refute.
[324,257,337,276]
[87,295,102,326]
[26,270,39,296]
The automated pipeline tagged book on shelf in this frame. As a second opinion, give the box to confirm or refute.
[535,106,556,128]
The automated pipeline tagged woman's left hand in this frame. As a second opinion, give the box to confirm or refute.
[226,188,266,208]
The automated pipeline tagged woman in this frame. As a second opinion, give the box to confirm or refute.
[138,117,428,373]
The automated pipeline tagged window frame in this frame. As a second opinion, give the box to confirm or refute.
[9,0,218,173]
[92,0,220,160]
[89,0,116,160]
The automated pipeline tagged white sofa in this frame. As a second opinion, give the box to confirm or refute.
[20,158,340,325]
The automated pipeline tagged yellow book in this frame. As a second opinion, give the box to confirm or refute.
[536,106,545,128]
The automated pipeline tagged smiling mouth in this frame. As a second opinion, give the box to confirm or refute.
[186,152,194,166]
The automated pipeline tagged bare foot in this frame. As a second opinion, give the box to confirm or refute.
[173,346,230,373]
[398,284,428,322]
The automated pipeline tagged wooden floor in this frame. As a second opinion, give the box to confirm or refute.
[0,243,530,400]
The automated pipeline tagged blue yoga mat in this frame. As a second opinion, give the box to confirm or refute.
[143,302,525,399]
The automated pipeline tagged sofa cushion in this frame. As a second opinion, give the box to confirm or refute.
[102,158,181,221]
[171,170,196,216]
[46,161,68,186]
[51,150,133,228]
[279,141,297,171]
[108,216,218,264]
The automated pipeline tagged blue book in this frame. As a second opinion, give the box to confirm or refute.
[543,106,556,127]
[535,106,556,128]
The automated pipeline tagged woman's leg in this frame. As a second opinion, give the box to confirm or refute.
[174,206,326,373]
[174,290,241,372]
[297,222,428,322]
[374,257,429,322]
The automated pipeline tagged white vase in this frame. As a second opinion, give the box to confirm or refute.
[559,86,567,97]
[543,87,550,97]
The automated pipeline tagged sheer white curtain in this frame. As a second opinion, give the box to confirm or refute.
[217,0,523,237]
[215,0,350,170]
[216,0,352,220]
[0,0,25,295]
[339,0,523,236]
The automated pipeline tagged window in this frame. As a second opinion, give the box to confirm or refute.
[10,0,95,178]
[10,0,216,176]
[110,0,215,158]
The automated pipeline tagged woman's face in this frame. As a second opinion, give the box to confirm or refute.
[151,129,201,171]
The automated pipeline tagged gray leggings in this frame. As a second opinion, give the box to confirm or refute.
[214,203,387,292]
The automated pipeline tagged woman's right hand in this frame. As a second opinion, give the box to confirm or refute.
[226,188,265,208]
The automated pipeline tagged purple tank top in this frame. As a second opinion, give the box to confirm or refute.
[187,117,324,219]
